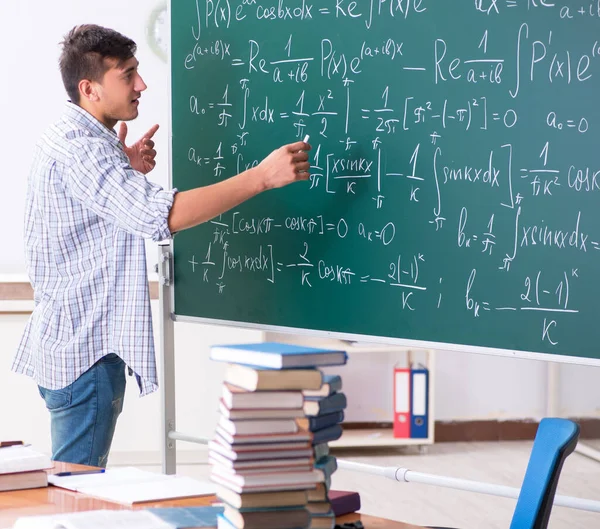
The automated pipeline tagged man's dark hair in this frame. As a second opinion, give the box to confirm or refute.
[59,25,137,104]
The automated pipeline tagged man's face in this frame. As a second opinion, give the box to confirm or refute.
[94,56,147,126]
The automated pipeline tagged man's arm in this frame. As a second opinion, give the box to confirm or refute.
[65,137,174,242]
[168,140,310,233]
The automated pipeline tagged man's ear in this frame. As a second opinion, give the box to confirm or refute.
[79,79,99,102]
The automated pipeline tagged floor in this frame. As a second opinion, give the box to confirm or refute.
[133,439,600,529]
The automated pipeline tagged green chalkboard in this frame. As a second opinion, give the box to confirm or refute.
[170,0,600,363]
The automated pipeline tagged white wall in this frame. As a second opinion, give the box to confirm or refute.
[1,0,599,465]
[0,0,169,275]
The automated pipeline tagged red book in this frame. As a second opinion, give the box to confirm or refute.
[329,489,361,516]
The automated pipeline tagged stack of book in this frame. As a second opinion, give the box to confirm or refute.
[0,442,51,492]
[208,342,348,529]
[301,373,346,528]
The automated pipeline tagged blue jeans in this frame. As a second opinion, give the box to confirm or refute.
[38,353,126,468]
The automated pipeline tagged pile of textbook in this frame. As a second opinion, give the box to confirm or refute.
[208,342,348,529]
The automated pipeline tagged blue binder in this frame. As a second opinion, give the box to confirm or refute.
[410,366,429,439]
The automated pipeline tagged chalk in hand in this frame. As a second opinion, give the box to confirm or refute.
[303,135,310,143]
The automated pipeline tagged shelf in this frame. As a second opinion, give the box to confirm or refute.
[330,428,433,448]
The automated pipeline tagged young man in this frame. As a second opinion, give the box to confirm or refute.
[13,25,310,467]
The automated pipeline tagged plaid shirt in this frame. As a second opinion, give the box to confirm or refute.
[13,102,175,396]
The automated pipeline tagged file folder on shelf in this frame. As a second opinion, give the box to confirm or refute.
[393,367,410,438]
[410,366,429,439]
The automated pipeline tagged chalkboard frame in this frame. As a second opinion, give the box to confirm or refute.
[170,313,600,367]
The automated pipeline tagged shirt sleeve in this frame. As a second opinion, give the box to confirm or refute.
[64,136,175,242]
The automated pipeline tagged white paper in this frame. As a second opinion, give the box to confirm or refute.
[412,373,427,416]
[48,467,215,505]
[48,467,168,492]
[81,476,216,505]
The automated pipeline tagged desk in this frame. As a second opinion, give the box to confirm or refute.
[0,463,424,529]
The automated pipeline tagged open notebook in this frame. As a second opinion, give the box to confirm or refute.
[12,510,173,529]
[48,467,215,505]
[12,507,223,529]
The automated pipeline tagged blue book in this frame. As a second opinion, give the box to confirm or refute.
[308,510,335,529]
[312,424,343,445]
[303,374,342,397]
[217,514,237,529]
[303,392,347,417]
[315,455,338,480]
[147,506,223,528]
[313,443,330,461]
[325,475,332,491]
[210,342,347,369]
[304,411,344,432]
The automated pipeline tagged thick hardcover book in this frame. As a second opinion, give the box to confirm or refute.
[328,489,361,516]
[211,342,347,369]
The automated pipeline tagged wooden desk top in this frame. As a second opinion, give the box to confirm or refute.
[0,463,423,529]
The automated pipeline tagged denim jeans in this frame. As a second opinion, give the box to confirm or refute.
[38,353,126,468]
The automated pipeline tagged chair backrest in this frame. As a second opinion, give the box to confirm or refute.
[509,418,580,529]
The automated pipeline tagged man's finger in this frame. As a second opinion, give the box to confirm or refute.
[143,139,155,149]
[286,140,311,152]
[295,162,310,173]
[118,122,128,145]
[144,124,160,140]
[292,151,309,162]
[142,149,157,158]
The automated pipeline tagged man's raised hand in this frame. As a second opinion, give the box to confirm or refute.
[118,123,159,175]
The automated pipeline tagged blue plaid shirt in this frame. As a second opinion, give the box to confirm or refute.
[13,102,175,396]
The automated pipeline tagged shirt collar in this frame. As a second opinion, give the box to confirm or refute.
[63,101,121,146]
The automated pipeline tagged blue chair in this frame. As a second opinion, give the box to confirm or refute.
[429,418,580,529]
